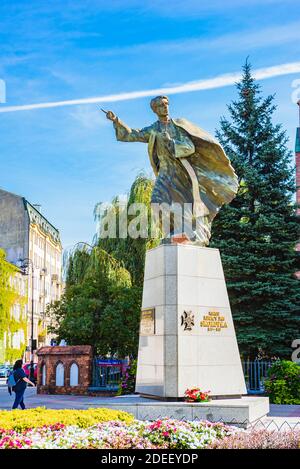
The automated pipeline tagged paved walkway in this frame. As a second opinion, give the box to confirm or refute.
[0,386,143,410]
[0,386,299,429]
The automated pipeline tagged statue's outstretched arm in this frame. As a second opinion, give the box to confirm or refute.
[113,118,151,143]
[102,109,151,143]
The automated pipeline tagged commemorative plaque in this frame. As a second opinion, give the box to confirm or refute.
[140,308,155,335]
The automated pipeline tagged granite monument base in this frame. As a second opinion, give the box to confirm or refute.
[95,395,270,428]
[134,244,269,423]
[136,244,247,398]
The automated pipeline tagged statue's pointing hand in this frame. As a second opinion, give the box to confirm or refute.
[101,108,117,122]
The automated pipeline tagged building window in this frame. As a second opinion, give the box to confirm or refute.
[42,364,46,386]
[55,363,64,386]
[12,332,21,349]
[70,363,79,386]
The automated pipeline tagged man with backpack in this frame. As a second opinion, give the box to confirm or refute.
[7,359,35,410]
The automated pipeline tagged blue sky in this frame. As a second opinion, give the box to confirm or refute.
[0,0,300,249]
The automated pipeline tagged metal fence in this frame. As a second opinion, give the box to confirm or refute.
[90,357,127,391]
[242,360,275,394]
[90,358,276,394]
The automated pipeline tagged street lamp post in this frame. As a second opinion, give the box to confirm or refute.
[18,258,35,383]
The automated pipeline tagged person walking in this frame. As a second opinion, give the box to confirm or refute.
[11,359,35,410]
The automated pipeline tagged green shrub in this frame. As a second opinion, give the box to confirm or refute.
[117,359,137,395]
[0,407,134,431]
[264,360,300,404]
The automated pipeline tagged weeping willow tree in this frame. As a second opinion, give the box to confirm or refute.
[49,173,160,357]
[49,246,141,357]
[66,249,91,286]
[96,173,159,287]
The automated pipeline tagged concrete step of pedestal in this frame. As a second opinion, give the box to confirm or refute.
[85,395,269,428]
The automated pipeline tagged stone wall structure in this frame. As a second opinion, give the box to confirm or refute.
[37,345,93,395]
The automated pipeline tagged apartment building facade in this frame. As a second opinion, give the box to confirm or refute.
[0,189,62,360]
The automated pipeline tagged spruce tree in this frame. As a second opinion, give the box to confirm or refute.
[211,61,300,359]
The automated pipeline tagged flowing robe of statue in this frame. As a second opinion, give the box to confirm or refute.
[113,117,238,246]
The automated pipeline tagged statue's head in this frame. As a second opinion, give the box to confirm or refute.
[150,95,169,119]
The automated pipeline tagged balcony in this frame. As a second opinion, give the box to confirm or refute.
[51,274,61,285]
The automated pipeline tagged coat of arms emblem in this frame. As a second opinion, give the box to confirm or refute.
[181,310,195,331]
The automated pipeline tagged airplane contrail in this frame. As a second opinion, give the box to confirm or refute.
[0,61,299,113]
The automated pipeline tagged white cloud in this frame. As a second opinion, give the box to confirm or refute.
[0,61,300,113]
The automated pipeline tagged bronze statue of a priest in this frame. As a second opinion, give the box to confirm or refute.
[105,95,238,246]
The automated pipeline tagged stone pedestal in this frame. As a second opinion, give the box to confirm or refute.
[135,244,247,398]
[93,395,269,428]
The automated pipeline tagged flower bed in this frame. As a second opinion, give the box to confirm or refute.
[0,407,133,431]
[0,409,234,449]
[0,419,234,449]
[211,429,300,449]
[0,416,299,449]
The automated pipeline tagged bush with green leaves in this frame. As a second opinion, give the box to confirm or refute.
[117,359,137,395]
[264,360,300,404]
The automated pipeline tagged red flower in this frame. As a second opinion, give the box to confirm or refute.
[184,387,211,402]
